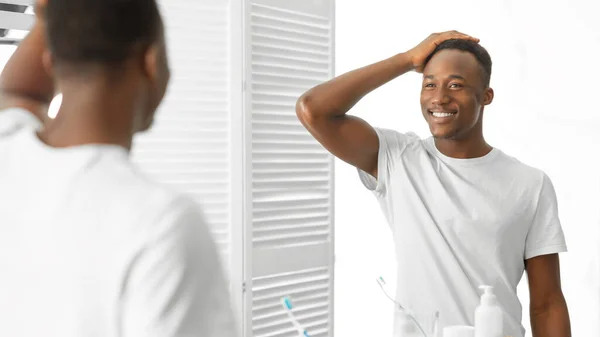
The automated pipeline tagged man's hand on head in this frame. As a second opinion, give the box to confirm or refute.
[0,0,54,122]
[407,31,480,73]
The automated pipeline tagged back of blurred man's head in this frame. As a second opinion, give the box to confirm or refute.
[45,0,170,132]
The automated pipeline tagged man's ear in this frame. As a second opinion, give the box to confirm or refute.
[142,44,160,85]
[483,87,494,106]
[42,49,53,78]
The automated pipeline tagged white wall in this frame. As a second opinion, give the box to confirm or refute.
[334,0,600,336]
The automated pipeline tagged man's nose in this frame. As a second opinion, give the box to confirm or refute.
[432,88,451,106]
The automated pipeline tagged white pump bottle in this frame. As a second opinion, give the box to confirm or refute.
[474,285,503,337]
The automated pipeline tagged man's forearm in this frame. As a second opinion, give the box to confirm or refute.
[298,52,414,119]
[0,18,54,119]
[530,301,571,337]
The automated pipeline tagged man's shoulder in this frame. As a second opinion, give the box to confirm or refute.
[114,174,201,220]
[495,149,549,187]
[373,127,422,141]
[81,156,206,236]
[372,127,424,153]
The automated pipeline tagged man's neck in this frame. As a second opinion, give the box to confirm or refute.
[38,88,137,151]
[39,116,134,151]
[433,136,493,159]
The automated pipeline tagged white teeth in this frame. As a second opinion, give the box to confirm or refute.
[432,112,454,118]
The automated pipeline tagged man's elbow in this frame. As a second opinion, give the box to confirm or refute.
[296,93,318,126]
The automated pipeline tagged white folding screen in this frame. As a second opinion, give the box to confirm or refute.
[0,1,32,27]
[0,1,33,45]
[243,1,335,336]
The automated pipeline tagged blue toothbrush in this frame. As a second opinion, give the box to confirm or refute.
[281,297,310,337]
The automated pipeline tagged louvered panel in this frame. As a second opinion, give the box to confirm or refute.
[0,1,32,42]
[248,1,334,336]
[252,267,331,337]
[0,11,31,31]
[131,0,232,271]
[250,1,332,249]
[0,2,32,32]
[0,39,17,45]
[0,1,31,5]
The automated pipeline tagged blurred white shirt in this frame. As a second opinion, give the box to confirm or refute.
[0,107,42,136]
[0,108,238,337]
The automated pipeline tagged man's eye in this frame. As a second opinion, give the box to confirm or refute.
[424,83,435,88]
[450,83,463,88]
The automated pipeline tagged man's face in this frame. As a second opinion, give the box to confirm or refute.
[420,49,492,140]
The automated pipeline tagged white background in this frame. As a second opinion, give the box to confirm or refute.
[334,0,600,336]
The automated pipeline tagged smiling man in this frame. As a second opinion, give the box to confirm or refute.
[297,31,571,337]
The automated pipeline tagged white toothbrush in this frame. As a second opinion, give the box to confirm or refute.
[433,311,440,337]
[281,297,310,337]
[376,276,429,337]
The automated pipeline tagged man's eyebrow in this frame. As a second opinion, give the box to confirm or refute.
[423,74,466,80]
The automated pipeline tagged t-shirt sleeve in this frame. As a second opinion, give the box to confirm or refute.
[121,200,238,337]
[0,108,42,137]
[524,173,568,260]
[357,127,418,196]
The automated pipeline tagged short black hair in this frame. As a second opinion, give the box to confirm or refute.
[423,39,492,87]
[45,0,162,67]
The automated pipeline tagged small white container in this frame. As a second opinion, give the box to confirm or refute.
[442,325,475,337]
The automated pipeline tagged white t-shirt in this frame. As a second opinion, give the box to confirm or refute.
[358,128,567,337]
[0,107,42,136]
[0,108,238,337]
